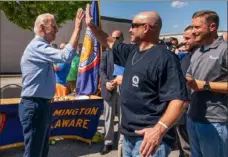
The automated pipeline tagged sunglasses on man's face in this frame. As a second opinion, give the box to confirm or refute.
[131,23,154,29]
[114,37,120,40]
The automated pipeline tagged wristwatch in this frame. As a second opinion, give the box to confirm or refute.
[203,81,211,91]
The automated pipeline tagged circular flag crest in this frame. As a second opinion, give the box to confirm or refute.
[78,29,100,72]
[80,34,94,63]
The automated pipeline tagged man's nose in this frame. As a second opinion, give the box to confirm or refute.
[129,27,132,33]
[192,27,197,34]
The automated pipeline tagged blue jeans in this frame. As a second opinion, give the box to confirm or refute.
[123,136,171,157]
[187,117,228,157]
[18,97,52,157]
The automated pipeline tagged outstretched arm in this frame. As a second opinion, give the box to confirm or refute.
[68,8,84,49]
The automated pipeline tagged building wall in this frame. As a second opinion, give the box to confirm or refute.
[1,12,34,74]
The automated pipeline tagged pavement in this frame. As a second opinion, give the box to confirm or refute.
[0,142,179,157]
[0,116,179,157]
[0,76,180,157]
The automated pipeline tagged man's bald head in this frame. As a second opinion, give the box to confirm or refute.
[133,11,162,30]
[112,30,123,38]
[129,11,162,44]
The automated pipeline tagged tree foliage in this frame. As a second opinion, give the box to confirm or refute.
[0,1,89,31]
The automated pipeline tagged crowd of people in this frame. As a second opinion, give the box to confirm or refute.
[19,3,227,157]
[52,42,81,97]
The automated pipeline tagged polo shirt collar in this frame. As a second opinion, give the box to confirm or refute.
[200,36,224,52]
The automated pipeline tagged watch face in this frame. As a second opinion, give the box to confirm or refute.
[204,85,210,90]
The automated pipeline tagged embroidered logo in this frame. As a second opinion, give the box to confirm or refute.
[209,55,219,60]
[132,75,139,87]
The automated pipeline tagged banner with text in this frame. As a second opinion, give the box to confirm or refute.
[0,99,103,150]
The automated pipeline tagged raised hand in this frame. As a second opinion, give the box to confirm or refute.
[75,8,84,29]
[85,3,93,27]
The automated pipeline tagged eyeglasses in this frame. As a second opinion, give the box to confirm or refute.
[131,23,154,29]
[113,37,120,40]
[42,24,58,32]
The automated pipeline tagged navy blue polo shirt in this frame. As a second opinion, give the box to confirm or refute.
[112,43,188,146]
[180,53,191,76]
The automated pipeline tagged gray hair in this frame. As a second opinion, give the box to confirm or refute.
[34,13,54,35]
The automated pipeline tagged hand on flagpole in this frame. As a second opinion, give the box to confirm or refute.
[75,8,85,29]
[85,4,93,27]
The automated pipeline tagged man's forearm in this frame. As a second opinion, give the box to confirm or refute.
[209,82,228,94]
[157,100,187,131]
[89,24,115,49]
[69,27,81,49]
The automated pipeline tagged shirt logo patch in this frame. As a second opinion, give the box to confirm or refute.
[209,55,219,60]
[132,75,139,87]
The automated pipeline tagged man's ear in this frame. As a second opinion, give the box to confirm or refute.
[209,23,217,32]
[143,24,151,34]
[40,24,45,32]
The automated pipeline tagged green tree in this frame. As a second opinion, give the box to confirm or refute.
[0,1,89,31]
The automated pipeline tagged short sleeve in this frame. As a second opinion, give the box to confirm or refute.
[112,42,137,67]
[158,56,188,102]
[221,46,228,72]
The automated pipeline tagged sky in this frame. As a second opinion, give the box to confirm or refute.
[100,1,227,34]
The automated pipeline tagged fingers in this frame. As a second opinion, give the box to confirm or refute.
[141,142,151,157]
[85,3,93,26]
[106,82,111,87]
[86,4,91,16]
[135,129,145,135]
[76,8,85,20]
[187,80,195,88]
[149,145,159,157]
[185,77,193,81]
[106,82,114,91]
[139,137,146,154]
[145,145,154,157]
[110,80,117,87]
[86,3,90,9]
[109,85,114,90]
[77,8,83,16]
[140,140,157,157]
